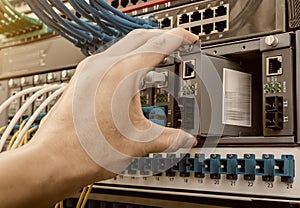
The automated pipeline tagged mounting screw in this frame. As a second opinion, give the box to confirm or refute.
[265,35,279,47]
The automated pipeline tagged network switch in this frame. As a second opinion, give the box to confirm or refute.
[142,0,286,45]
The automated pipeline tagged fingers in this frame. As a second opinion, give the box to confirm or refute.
[114,28,199,79]
[133,27,199,57]
[146,128,197,154]
[103,29,166,56]
[96,28,198,60]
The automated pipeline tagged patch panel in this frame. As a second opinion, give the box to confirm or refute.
[100,147,299,201]
[123,153,295,183]
[144,0,286,45]
[175,5,229,37]
[154,2,229,40]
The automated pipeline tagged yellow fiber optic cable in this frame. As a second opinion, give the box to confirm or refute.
[17,131,27,148]
[18,126,37,147]
[0,126,6,134]
[76,186,88,208]
[54,200,64,208]
[80,184,93,208]
[7,130,20,151]
[7,120,26,150]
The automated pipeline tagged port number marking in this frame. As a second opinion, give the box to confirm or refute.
[247,181,254,187]
[184,178,189,183]
[198,179,204,184]
[267,182,274,189]
[214,180,220,185]
[169,177,174,182]
[154,5,159,10]
[286,184,293,189]
[230,181,236,186]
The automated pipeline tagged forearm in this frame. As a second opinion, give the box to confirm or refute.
[0,124,107,208]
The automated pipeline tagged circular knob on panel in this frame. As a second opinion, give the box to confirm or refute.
[265,35,279,47]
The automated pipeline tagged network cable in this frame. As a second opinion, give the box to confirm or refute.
[0,84,65,152]
[54,201,64,208]
[17,126,37,148]
[76,184,93,208]
[0,85,45,114]
[11,85,67,150]
[24,0,158,55]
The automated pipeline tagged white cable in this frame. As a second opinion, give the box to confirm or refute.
[11,85,67,149]
[0,84,64,152]
[0,86,45,114]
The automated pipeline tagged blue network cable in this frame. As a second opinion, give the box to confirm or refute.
[24,0,159,55]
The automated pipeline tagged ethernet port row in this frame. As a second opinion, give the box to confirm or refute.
[178,11,201,25]
[111,0,148,8]
[177,5,228,25]
[184,21,227,36]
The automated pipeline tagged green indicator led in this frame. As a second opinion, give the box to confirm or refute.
[277,82,282,87]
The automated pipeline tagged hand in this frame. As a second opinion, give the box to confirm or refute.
[0,28,199,208]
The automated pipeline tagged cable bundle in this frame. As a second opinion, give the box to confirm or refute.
[0,0,44,38]
[24,0,158,55]
[0,84,67,152]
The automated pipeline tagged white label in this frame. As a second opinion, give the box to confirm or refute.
[222,68,252,127]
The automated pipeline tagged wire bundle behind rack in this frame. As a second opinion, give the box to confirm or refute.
[24,0,158,55]
[0,0,44,38]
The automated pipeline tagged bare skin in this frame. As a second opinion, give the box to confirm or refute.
[0,28,198,208]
